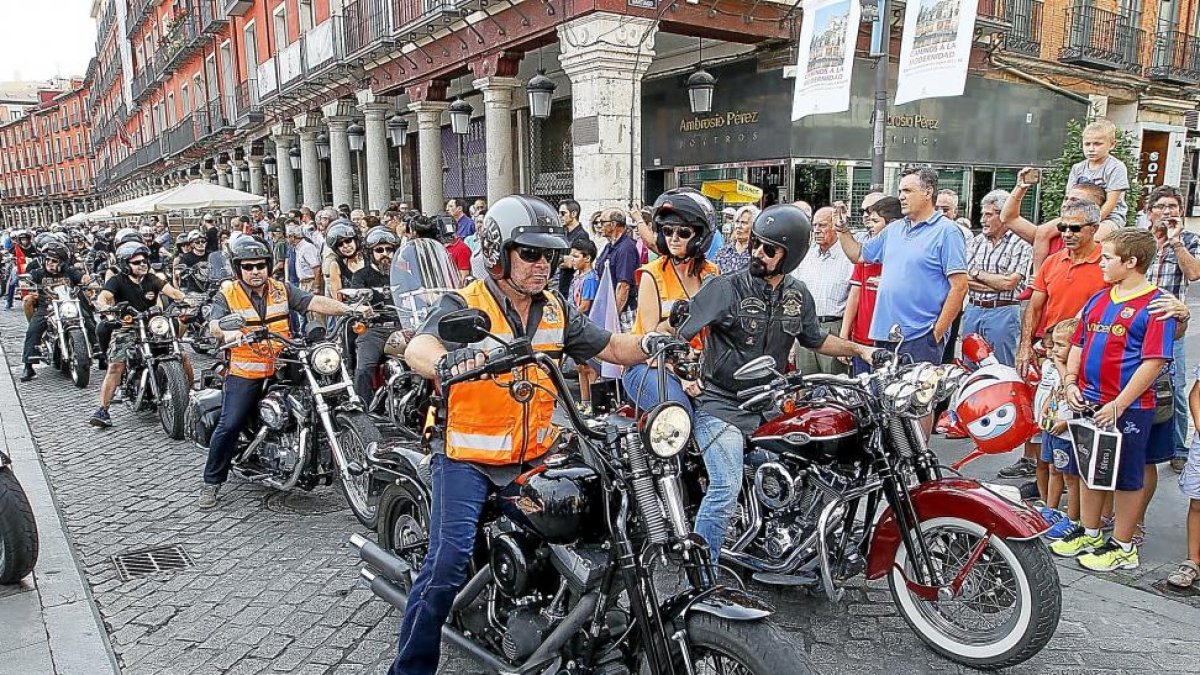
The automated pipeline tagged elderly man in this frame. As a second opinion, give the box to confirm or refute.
[593,208,640,330]
[792,206,855,375]
[306,208,335,251]
[286,224,323,330]
[962,190,1033,367]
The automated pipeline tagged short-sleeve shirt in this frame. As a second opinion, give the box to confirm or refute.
[848,260,882,344]
[557,225,594,297]
[594,233,640,311]
[208,280,314,321]
[1071,286,1175,409]
[446,239,472,272]
[570,269,599,308]
[31,267,85,310]
[791,242,854,318]
[291,239,321,282]
[103,273,165,312]
[1146,232,1200,299]
[1067,156,1130,226]
[1030,246,1106,336]
[966,230,1033,303]
[861,212,967,340]
[455,214,475,239]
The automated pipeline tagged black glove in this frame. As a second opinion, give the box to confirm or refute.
[436,347,485,382]
[640,332,675,357]
[870,348,894,370]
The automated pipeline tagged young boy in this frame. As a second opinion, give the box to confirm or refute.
[1167,368,1200,588]
[1051,229,1175,570]
[568,239,599,413]
[1037,318,1081,539]
[1066,119,1130,228]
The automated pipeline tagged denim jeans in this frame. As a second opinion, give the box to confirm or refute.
[390,454,490,675]
[203,375,265,485]
[960,304,1021,367]
[875,329,946,366]
[692,410,744,563]
[1172,350,1189,459]
[621,363,693,416]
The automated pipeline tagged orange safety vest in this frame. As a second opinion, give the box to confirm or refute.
[222,279,292,379]
[632,257,718,349]
[444,280,565,466]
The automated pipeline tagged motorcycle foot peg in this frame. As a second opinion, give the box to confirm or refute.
[750,572,819,587]
[345,461,365,476]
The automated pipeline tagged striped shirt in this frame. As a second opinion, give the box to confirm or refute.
[966,230,1032,304]
[792,241,855,318]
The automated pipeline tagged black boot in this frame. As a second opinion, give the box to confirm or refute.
[19,365,36,382]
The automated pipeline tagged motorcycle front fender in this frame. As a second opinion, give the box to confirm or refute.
[662,585,774,624]
[865,477,1048,580]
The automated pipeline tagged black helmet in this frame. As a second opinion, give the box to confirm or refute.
[116,242,151,275]
[652,188,716,260]
[364,226,399,250]
[42,243,70,265]
[752,204,811,276]
[326,221,358,254]
[476,195,568,280]
[229,236,271,265]
[405,213,440,240]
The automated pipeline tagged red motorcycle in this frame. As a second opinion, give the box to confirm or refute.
[698,329,1060,670]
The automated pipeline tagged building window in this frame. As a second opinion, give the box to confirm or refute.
[273,5,288,49]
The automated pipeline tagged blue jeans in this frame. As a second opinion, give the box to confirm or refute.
[876,329,946,366]
[390,454,490,675]
[621,363,693,415]
[203,375,265,485]
[1172,351,1189,460]
[692,410,744,563]
[961,304,1021,367]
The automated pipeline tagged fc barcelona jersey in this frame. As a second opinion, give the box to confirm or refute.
[1071,286,1175,410]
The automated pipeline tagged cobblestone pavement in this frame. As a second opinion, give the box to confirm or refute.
[4,305,1200,675]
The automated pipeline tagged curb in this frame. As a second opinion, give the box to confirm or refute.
[0,341,120,675]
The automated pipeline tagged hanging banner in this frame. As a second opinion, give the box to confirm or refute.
[893,0,979,106]
[791,0,860,121]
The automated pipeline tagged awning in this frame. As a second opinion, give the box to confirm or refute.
[700,180,763,205]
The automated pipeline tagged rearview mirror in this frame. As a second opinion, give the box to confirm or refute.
[438,308,491,344]
[217,314,246,331]
[733,355,778,381]
[888,324,903,343]
[668,299,691,329]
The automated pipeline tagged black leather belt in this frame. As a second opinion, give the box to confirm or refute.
[971,299,1019,308]
[818,315,842,323]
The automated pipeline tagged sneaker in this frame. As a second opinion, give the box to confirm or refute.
[197,484,220,509]
[1100,515,1115,532]
[1167,560,1200,588]
[1049,526,1104,557]
[1039,506,1065,527]
[1131,523,1147,548]
[18,366,35,382]
[1171,456,1188,473]
[1078,539,1139,571]
[1044,517,1078,540]
[997,457,1037,479]
[88,407,112,428]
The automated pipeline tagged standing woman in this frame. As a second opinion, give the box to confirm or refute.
[622,188,719,413]
[326,222,365,299]
[713,204,757,274]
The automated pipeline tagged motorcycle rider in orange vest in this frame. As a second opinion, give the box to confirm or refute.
[388,195,673,675]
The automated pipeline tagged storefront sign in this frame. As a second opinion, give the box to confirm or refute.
[1139,130,1170,188]
[894,0,978,106]
[792,0,859,120]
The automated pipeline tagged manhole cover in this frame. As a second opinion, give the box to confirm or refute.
[264,489,347,516]
[111,545,194,582]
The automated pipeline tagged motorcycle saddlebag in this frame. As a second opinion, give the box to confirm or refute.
[185,388,224,450]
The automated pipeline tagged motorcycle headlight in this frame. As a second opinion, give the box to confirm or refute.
[883,380,917,415]
[310,345,342,375]
[148,315,172,336]
[58,302,79,319]
[642,402,692,459]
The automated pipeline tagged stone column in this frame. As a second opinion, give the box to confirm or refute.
[247,156,264,196]
[231,159,246,192]
[272,122,298,211]
[557,13,657,218]
[471,77,521,205]
[322,98,357,208]
[216,163,231,188]
[358,94,393,212]
[294,111,324,209]
[409,100,448,214]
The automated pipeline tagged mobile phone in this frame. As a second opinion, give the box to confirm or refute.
[1024,169,1041,185]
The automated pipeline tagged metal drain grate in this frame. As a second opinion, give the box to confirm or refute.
[111,545,194,582]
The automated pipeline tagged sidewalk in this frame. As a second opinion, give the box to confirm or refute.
[0,342,119,675]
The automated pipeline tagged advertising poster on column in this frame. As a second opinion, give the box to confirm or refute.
[893,0,978,105]
[791,0,860,120]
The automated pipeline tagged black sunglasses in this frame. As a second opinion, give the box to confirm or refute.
[516,246,557,264]
[372,246,396,255]
[239,262,269,271]
[660,225,695,240]
[749,236,780,258]
[128,258,148,266]
[1056,223,1094,233]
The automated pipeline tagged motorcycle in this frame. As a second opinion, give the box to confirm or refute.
[175,263,220,355]
[30,280,93,388]
[704,326,1060,669]
[185,312,384,528]
[353,308,808,675]
[0,449,39,584]
[105,303,193,439]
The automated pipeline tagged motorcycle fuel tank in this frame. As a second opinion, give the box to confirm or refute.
[499,458,603,545]
[751,404,863,463]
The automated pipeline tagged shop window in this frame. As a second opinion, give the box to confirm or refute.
[793,164,833,209]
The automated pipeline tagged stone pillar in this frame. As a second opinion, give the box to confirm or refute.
[472,77,521,206]
[557,13,657,218]
[231,159,246,192]
[294,111,324,209]
[272,122,298,211]
[248,156,264,196]
[358,93,393,212]
[409,100,448,214]
[323,98,357,208]
[216,162,231,188]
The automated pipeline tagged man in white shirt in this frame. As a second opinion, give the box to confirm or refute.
[792,206,855,374]
[286,224,323,331]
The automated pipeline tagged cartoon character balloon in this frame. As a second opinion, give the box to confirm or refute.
[952,363,1038,457]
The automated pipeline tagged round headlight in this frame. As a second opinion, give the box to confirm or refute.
[58,302,79,319]
[148,315,172,336]
[643,403,692,458]
[883,380,916,414]
[310,345,342,375]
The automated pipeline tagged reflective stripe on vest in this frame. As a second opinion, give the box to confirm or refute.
[222,280,292,379]
[444,280,565,465]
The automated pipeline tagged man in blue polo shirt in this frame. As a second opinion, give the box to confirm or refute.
[837,166,969,368]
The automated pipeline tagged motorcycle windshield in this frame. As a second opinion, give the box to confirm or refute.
[390,239,462,331]
[206,251,234,282]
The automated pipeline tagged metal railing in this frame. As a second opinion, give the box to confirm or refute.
[131,67,153,103]
[165,115,197,156]
[125,0,154,38]
[343,0,391,57]
[1148,30,1200,84]
[199,0,228,34]
[304,16,343,79]
[234,80,264,128]
[157,13,202,79]
[391,0,467,32]
[278,40,305,87]
[1060,4,1144,72]
[195,95,234,139]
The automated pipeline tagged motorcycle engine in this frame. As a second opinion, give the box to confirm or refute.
[502,609,554,662]
[490,531,546,598]
[257,432,300,475]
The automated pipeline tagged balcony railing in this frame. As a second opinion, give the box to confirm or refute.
[1148,30,1200,85]
[157,13,204,79]
[125,0,154,38]
[1060,4,1144,72]
[256,59,279,101]
[391,0,468,33]
[199,0,228,34]
[131,67,153,104]
[196,96,234,140]
[164,115,197,157]
[234,80,264,128]
[278,40,305,87]
[304,17,343,79]
[343,0,393,57]
[224,0,253,18]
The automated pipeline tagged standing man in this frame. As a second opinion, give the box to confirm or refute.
[962,189,1033,366]
[250,205,270,235]
[557,199,589,297]
[286,224,323,330]
[446,198,474,239]
[202,213,220,254]
[306,208,334,251]
[791,206,854,374]
[593,208,640,331]
[268,222,288,280]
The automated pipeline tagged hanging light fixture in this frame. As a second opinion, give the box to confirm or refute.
[527,49,557,120]
[687,38,716,115]
[288,146,302,171]
[387,114,409,147]
[347,121,365,153]
[263,154,278,176]
[239,163,250,184]
[315,131,330,160]
[449,98,473,135]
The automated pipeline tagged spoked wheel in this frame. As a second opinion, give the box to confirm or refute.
[889,517,1061,670]
[156,361,189,439]
[377,482,429,591]
[67,331,90,388]
[334,413,382,529]
[641,613,813,675]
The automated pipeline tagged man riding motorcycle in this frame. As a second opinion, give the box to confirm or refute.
[89,242,192,428]
[348,226,401,400]
[174,230,209,293]
[198,237,361,509]
[388,194,667,675]
[20,243,93,381]
[675,204,881,563]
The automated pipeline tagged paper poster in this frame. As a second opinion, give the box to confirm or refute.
[791,0,860,120]
[893,0,979,106]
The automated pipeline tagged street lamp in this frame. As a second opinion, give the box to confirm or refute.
[315,132,330,160]
[347,122,365,153]
[288,146,302,171]
[387,114,408,147]
[449,98,473,135]
[263,154,278,176]
[239,163,250,185]
[526,69,557,120]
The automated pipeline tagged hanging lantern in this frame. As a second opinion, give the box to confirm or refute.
[387,114,408,147]
[347,122,365,153]
[686,68,716,115]
[239,164,250,183]
[315,132,330,160]
[449,98,473,135]
[288,146,302,171]
[526,69,556,120]
[263,154,278,176]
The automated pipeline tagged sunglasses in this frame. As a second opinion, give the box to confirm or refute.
[194,238,207,244]
[239,262,269,271]
[128,259,148,266]
[749,236,780,258]
[1056,223,1094,233]
[515,246,556,264]
[660,225,695,240]
[372,246,396,255]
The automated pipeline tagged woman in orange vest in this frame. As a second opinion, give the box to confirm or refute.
[622,188,719,415]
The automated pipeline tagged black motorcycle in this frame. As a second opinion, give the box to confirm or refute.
[352,308,809,675]
[0,449,38,584]
[26,278,93,388]
[105,303,193,439]
[186,313,384,528]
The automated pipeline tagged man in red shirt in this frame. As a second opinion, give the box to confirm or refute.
[445,233,472,277]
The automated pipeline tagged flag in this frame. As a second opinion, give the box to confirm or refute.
[588,262,623,379]
[116,123,134,149]
[894,0,979,105]
[791,0,860,121]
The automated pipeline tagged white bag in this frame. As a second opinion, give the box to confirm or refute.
[1068,418,1123,491]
